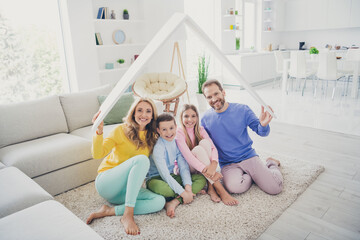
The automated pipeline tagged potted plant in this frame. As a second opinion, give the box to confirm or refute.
[309,47,319,60]
[309,47,319,55]
[123,9,129,20]
[117,58,125,67]
[196,53,210,112]
[197,53,209,94]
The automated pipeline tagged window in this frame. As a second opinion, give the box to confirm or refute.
[0,0,68,104]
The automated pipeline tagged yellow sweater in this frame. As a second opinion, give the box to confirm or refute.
[92,124,150,174]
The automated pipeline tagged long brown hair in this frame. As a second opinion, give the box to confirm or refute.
[123,97,158,152]
[179,104,203,150]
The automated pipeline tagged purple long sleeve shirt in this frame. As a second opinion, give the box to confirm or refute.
[201,103,270,168]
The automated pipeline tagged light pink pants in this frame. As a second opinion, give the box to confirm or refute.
[190,139,216,184]
[221,156,283,195]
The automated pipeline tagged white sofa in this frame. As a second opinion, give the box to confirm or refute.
[0,85,135,239]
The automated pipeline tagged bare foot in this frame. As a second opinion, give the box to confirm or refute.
[267,157,281,167]
[86,205,115,224]
[207,184,221,203]
[165,199,180,218]
[199,189,207,195]
[214,182,239,206]
[120,215,140,235]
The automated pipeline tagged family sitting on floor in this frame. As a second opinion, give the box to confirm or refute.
[86,79,283,236]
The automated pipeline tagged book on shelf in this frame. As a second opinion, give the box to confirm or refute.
[104,7,108,19]
[95,33,103,45]
[97,7,104,19]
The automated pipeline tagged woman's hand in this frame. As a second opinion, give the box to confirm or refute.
[259,105,274,127]
[92,110,104,135]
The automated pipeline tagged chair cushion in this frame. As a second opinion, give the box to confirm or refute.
[0,167,53,218]
[60,85,112,132]
[0,200,103,240]
[97,92,135,125]
[0,133,92,178]
[0,95,68,148]
[133,72,187,100]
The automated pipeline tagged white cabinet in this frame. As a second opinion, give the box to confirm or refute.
[218,0,243,54]
[327,0,351,29]
[222,53,276,86]
[306,0,327,30]
[281,0,358,31]
[92,0,146,86]
[350,0,360,27]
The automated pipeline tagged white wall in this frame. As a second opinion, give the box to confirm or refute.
[143,0,186,74]
[62,0,185,91]
[261,0,360,51]
[61,0,100,92]
[277,28,360,50]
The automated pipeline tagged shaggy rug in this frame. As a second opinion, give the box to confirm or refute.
[55,152,324,240]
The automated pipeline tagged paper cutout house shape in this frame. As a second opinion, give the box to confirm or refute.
[92,13,274,132]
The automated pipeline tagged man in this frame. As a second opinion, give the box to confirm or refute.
[200,79,283,195]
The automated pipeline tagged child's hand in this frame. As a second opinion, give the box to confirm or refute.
[203,161,218,178]
[184,184,192,193]
[180,190,194,204]
[209,172,223,182]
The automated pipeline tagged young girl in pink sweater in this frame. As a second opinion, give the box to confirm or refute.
[175,104,238,206]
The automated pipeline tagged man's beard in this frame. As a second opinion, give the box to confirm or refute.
[211,98,225,110]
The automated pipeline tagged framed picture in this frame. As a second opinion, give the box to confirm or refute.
[112,30,126,44]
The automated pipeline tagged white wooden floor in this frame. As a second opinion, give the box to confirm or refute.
[253,122,360,240]
[185,82,360,240]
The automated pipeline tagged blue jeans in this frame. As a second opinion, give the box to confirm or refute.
[95,155,165,216]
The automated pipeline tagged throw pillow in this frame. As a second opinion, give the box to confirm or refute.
[97,93,135,125]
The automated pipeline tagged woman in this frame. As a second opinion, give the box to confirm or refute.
[86,98,165,236]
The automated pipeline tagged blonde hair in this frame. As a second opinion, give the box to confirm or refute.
[123,97,158,152]
[179,104,203,150]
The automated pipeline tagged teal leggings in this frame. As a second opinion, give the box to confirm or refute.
[95,155,165,216]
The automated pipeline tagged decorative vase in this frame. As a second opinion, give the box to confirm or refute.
[123,13,129,20]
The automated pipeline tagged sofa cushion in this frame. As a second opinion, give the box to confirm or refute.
[70,124,121,141]
[0,95,68,148]
[97,92,135,125]
[0,200,103,240]
[0,162,5,170]
[60,85,112,132]
[0,133,92,178]
[0,167,53,218]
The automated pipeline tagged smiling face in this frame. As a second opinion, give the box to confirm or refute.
[182,108,198,129]
[157,120,177,142]
[203,83,227,112]
[134,101,153,130]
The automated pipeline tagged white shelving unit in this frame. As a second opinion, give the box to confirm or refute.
[263,0,273,32]
[92,0,146,86]
[219,0,244,54]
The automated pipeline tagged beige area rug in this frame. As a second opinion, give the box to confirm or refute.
[55,152,324,240]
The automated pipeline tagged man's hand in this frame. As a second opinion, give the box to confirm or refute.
[259,105,274,127]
